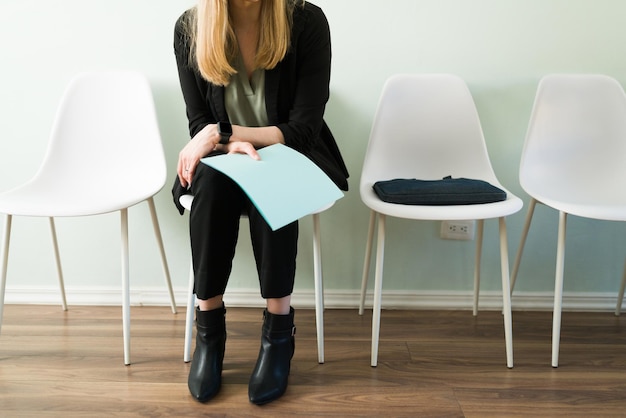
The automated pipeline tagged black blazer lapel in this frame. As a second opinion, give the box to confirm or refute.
[265,65,281,125]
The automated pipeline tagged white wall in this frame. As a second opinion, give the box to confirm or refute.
[1,0,625,310]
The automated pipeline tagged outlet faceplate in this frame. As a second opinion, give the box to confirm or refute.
[440,220,475,240]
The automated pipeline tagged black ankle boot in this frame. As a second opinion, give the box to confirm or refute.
[188,305,226,402]
[248,307,296,405]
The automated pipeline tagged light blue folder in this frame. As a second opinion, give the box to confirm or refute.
[201,143,344,230]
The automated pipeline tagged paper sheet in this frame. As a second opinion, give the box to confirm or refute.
[201,143,343,230]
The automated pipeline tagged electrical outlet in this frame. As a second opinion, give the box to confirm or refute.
[440,220,475,240]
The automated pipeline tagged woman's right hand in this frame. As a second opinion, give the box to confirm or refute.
[177,124,220,188]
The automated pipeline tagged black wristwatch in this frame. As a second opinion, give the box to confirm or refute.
[217,121,232,144]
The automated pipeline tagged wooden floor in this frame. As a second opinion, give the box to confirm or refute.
[1,305,625,417]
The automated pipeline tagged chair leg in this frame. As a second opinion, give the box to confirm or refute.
[498,217,514,368]
[120,209,131,366]
[510,198,538,293]
[147,197,177,314]
[0,214,12,335]
[48,217,68,311]
[312,212,325,364]
[184,260,195,363]
[359,210,377,315]
[371,213,386,367]
[473,219,484,316]
[615,258,626,316]
[552,211,568,368]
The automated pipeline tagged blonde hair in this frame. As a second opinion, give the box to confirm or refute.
[186,0,301,86]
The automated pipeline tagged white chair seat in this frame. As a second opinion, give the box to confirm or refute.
[523,188,626,222]
[361,187,521,220]
[0,186,156,217]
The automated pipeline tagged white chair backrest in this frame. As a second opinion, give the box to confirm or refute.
[521,74,626,205]
[360,74,499,194]
[34,71,166,203]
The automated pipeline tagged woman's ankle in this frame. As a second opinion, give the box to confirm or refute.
[197,295,224,311]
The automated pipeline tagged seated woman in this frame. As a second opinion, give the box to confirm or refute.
[172,0,349,405]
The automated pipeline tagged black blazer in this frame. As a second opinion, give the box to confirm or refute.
[172,2,349,214]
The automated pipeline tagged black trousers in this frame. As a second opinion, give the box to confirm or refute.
[189,163,298,300]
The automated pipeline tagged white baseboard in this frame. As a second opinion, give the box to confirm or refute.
[3,286,623,312]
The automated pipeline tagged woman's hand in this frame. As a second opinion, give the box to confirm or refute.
[225,141,261,161]
[177,124,263,188]
[177,124,220,188]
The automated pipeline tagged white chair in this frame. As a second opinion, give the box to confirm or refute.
[181,194,331,364]
[0,71,177,366]
[509,74,626,367]
[359,74,522,368]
